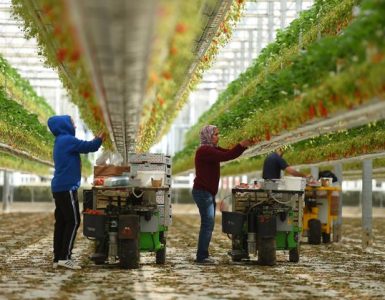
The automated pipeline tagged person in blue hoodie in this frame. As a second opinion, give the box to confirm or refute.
[48,115,105,270]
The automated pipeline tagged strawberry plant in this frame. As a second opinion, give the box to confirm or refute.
[173,0,385,175]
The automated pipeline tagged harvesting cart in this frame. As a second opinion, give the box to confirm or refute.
[82,153,172,269]
[303,180,341,244]
[222,177,305,266]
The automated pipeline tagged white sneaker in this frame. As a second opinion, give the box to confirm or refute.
[57,260,82,270]
[53,262,58,269]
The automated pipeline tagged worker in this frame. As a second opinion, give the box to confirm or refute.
[192,124,253,264]
[262,147,307,180]
[48,115,106,270]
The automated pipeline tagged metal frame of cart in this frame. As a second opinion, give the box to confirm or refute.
[222,187,304,266]
[83,186,170,269]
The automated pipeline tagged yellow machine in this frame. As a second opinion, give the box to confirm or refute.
[302,183,341,244]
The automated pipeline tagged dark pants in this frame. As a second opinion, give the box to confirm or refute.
[53,190,80,262]
[192,189,216,261]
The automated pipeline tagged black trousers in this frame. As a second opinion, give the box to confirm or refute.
[52,190,80,261]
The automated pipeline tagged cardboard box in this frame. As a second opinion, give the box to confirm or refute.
[93,165,130,177]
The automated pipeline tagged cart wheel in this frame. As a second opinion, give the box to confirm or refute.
[94,258,106,265]
[92,239,107,265]
[308,219,321,245]
[289,246,300,263]
[156,232,166,264]
[119,239,140,269]
[322,232,331,243]
[156,247,166,264]
[258,237,276,266]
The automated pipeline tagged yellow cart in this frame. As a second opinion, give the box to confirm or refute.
[303,185,341,244]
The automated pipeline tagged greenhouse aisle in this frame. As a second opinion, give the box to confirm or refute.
[1,209,385,300]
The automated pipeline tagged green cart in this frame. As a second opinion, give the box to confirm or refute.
[222,185,304,266]
[83,186,171,269]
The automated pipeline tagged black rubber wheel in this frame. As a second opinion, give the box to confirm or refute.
[92,239,107,265]
[94,258,106,265]
[156,232,166,265]
[308,219,321,245]
[231,255,243,262]
[258,237,276,266]
[289,246,300,263]
[322,232,331,243]
[119,239,140,269]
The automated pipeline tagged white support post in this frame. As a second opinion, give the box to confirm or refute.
[333,163,343,242]
[361,159,373,249]
[2,171,10,212]
[310,166,319,180]
[267,1,274,42]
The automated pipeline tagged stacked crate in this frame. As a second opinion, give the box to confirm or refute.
[128,153,172,226]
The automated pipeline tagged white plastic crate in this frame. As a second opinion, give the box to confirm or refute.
[279,176,306,191]
[155,190,171,205]
[158,204,172,226]
[131,163,171,176]
[128,153,171,165]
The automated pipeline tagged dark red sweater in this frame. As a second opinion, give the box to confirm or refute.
[193,144,247,196]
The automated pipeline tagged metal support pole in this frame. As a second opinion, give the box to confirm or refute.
[361,159,373,249]
[2,171,10,212]
[333,163,343,242]
[280,0,287,29]
[257,16,263,52]
[267,1,274,43]
[310,166,319,180]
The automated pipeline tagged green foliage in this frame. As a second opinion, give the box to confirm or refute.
[173,0,385,175]
[221,120,385,176]
[0,55,54,124]
[0,150,51,175]
[185,0,360,146]
[0,89,53,161]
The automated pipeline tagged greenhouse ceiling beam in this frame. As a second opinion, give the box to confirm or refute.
[0,142,53,167]
[67,0,157,156]
[243,99,385,159]
[343,168,385,176]
[293,152,385,170]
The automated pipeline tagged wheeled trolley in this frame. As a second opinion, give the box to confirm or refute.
[83,186,171,269]
[222,183,304,266]
[303,185,341,244]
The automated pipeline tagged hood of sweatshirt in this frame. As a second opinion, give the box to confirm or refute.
[47,115,75,137]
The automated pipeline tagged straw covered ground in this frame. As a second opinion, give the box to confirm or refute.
[0,205,385,300]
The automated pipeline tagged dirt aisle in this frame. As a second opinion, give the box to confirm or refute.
[1,212,385,299]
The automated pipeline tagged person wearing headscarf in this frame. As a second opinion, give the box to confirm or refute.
[192,125,252,264]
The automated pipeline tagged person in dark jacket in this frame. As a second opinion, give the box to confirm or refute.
[192,125,252,264]
[262,148,306,180]
[48,115,105,270]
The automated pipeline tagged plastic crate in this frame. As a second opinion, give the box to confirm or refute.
[128,153,171,165]
[83,213,106,238]
[222,211,246,235]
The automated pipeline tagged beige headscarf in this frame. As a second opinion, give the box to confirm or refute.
[200,125,217,147]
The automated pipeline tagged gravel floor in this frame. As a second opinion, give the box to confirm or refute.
[0,210,385,300]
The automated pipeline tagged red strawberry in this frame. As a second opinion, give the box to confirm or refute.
[265,128,271,141]
[56,48,67,62]
[70,49,80,62]
[318,101,328,117]
[309,105,316,119]
[176,23,187,33]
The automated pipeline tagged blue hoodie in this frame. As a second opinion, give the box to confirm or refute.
[48,115,102,193]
